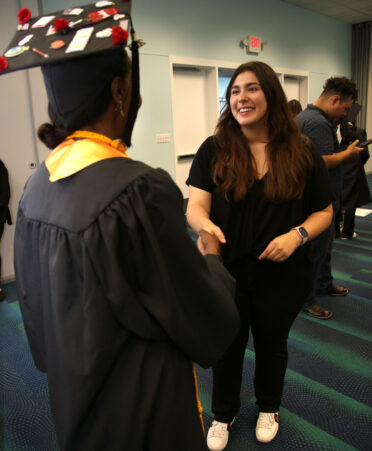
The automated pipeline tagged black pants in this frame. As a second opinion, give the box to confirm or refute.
[0,221,4,281]
[341,209,356,238]
[212,256,309,422]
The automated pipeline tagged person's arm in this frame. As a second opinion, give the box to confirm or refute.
[186,185,226,246]
[323,139,364,168]
[303,121,364,168]
[259,203,333,262]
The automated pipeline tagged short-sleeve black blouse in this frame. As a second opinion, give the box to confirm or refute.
[187,136,333,264]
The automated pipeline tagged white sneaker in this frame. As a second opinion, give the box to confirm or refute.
[341,232,357,240]
[207,418,234,451]
[255,412,279,443]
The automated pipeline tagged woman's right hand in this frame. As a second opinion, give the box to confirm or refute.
[199,220,226,244]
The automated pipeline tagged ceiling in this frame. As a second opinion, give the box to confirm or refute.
[280,0,372,24]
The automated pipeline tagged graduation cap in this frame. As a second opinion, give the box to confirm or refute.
[0,1,144,145]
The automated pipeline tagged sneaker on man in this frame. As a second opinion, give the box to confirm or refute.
[255,412,279,443]
[0,289,6,302]
[207,418,234,451]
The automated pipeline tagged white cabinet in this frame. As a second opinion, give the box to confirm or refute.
[170,56,309,198]
[170,57,220,198]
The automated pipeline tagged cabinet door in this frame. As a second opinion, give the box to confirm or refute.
[172,64,219,198]
[0,0,40,280]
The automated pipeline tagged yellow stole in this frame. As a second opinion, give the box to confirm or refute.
[45,130,129,182]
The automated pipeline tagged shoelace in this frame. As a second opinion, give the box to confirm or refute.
[257,413,276,429]
[209,421,229,438]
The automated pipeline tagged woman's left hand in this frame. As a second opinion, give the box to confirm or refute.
[258,230,302,262]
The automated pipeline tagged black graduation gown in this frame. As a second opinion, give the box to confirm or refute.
[340,126,371,210]
[14,157,239,451]
[0,159,12,226]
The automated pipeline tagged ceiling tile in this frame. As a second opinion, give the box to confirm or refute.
[279,0,372,23]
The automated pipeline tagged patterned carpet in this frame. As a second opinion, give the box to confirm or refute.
[1,178,371,450]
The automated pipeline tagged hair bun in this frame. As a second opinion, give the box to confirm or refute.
[37,122,70,149]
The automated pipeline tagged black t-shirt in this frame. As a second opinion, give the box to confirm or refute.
[187,136,333,264]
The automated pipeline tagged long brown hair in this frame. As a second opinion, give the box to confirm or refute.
[213,61,312,203]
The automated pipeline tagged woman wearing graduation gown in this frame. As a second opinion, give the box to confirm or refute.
[8,8,239,451]
[187,61,333,449]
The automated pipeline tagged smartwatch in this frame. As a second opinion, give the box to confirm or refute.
[291,226,309,245]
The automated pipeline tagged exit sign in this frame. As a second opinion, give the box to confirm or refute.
[248,36,261,53]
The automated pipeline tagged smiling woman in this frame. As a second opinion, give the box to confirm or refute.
[229,73,268,131]
[186,61,334,450]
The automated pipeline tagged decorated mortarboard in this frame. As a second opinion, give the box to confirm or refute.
[0,1,142,75]
[0,1,145,146]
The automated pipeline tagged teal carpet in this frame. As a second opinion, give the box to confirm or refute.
[1,178,372,450]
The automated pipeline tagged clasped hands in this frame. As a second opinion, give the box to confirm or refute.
[197,221,301,262]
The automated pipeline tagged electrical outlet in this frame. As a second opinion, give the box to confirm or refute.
[156,133,171,143]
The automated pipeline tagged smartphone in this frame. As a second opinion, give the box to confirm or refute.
[359,139,372,147]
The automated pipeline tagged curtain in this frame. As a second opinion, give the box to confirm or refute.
[351,22,371,129]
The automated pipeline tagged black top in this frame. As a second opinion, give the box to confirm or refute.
[14,156,239,451]
[187,136,333,264]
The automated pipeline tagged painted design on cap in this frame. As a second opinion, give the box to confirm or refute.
[50,40,66,49]
[96,28,112,38]
[88,8,118,23]
[18,34,34,46]
[96,1,115,7]
[4,46,29,58]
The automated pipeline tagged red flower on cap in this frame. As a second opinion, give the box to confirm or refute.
[112,26,129,45]
[0,56,8,73]
[17,8,31,24]
[53,18,69,32]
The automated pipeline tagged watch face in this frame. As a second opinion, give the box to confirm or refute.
[298,227,309,238]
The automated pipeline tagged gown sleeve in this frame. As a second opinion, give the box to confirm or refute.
[83,167,239,368]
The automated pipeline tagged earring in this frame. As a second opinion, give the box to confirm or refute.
[116,99,125,118]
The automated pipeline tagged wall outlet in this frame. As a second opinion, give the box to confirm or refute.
[156,133,171,143]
